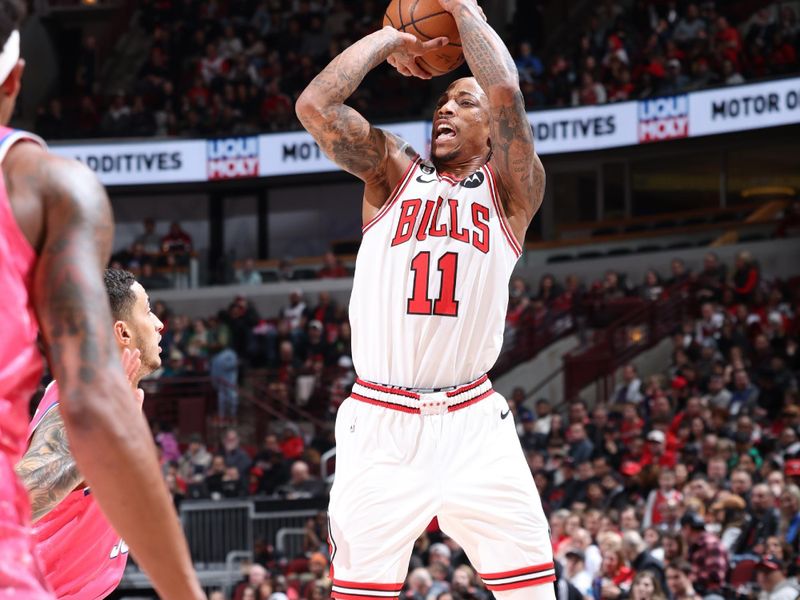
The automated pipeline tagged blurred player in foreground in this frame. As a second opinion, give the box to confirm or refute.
[296,0,554,598]
[16,269,164,599]
[0,1,202,597]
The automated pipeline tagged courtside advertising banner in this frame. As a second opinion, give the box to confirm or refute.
[52,139,206,186]
[51,77,800,186]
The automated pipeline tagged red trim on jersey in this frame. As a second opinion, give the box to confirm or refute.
[446,373,489,397]
[484,576,557,591]
[350,392,420,414]
[480,562,555,579]
[362,158,420,234]
[355,378,420,400]
[332,580,403,592]
[483,164,523,257]
[331,593,399,600]
[447,389,494,411]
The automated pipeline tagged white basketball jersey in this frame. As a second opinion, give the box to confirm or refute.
[349,157,522,389]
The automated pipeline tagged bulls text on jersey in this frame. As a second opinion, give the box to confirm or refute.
[390,197,490,254]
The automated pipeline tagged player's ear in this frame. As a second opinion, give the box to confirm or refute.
[113,320,132,346]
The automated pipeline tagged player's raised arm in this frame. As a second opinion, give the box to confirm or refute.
[7,143,204,600]
[295,28,444,210]
[441,0,544,242]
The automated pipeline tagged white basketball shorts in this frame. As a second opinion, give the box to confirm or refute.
[328,375,555,599]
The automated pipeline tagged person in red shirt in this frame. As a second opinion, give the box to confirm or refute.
[318,251,348,278]
[280,423,305,460]
[642,430,678,469]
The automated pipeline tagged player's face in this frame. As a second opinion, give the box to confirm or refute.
[126,282,164,375]
[431,78,490,165]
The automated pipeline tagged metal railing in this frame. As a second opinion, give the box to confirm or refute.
[180,498,325,565]
[563,287,691,401]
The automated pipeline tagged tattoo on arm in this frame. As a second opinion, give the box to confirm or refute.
[297,29,409,180]
[15,408,82,522]
[452,4,544,224]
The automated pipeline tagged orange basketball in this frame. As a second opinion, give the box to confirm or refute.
[383,0,465,77]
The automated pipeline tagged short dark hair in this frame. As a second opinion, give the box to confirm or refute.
[104,268,137,320]
[0,0,24,47]
[667,560,693,575]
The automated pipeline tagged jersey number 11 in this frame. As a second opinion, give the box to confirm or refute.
[407,251,459,317]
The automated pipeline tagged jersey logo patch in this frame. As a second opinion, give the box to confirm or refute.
[460,171,485,189]
[110,539,129,559]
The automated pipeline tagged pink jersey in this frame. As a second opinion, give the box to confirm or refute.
[0,126,53,600]
[29,383,129,600]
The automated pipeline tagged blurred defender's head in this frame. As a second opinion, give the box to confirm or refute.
[105,268,164,378]
[431,77,491,169]
[0,0,24,126]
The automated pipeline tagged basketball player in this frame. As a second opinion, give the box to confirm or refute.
[296,0,554,598]
[0,2,202,598]
[15,269,163,599]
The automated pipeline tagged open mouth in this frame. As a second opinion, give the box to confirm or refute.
[435,121,457,141]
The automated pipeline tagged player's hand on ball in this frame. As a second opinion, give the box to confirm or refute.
[385,28,448,79]
[437,0,486,20]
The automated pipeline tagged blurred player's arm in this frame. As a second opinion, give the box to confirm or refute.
[295,28,443,212]
[15,407,81,521]
[6,142,204,600]
[443,0,544,242]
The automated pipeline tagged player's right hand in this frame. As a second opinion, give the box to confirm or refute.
[120,348,145,407]
[384,27,448,79]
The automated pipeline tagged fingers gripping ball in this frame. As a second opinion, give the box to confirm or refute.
[383,0,465,76]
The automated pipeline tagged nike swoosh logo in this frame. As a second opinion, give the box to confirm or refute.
[416,176,436,184]
[500,409,511,420]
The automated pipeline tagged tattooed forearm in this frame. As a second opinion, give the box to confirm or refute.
[296,28,404,179]
[15,408,83,522]
[452,4,518,90]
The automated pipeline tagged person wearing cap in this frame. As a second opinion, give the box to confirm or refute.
[642,429,677,469]
[756,555,800,600]
[680,512,729,596]
[564,548,592,597]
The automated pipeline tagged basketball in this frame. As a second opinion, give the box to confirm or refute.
[383,0,465,76]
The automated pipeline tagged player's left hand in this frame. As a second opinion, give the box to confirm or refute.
[437,0,486,20]
[120,347,145,408]
[386,29,448,79]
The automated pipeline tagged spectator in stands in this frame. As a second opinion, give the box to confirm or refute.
[665,561,700,600]
[253,434,290,496]
[668,259,691,289]
[162,221,193,258]
[279,423,304,461]
[317,251,348,278]
[639,269,664,302]
[613,364,644,406]
[673,4,706,46]
[568,422,594,464]
[564,548,592,597]
[622,531,669,595]
[681,511,729,596]
[236,259,263,285]
[139,263,172,291]
[100,92,130,136]
[277,461,324,499]
[134,218,162,255]
[178,433,212,486]
[221,429,252,480]
[733,483,780,556]
[404,568,433,600]
[233,564,268,600]
[211,346,239,421]
[205,454,228,499]
[733,250,760,303]
[755,555,800,600]
[593,546,633,599]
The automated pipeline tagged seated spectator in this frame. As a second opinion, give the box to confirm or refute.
[236,259,263,285]
[276,461,325,499]
[665,560,701,600]
[178,433,212,487]
[733,251,760,303]
[279,423,305,461]
[253,434,290,496]
[629,570,667,600]
[612,364,644,405]
[622,531,668,595]
[733,483,780,556]
[592,547,633,599]
[564,549,593,597]
[139,263,172,290]
[221,466,246,498]
[221,429,252,479]
[162,221,194,256]
[755,555,800,600]
[134,217,162,255]
[680,511,729,596]
[639,269,664,302]
[318,251,347,278]
[205,454,228,498]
